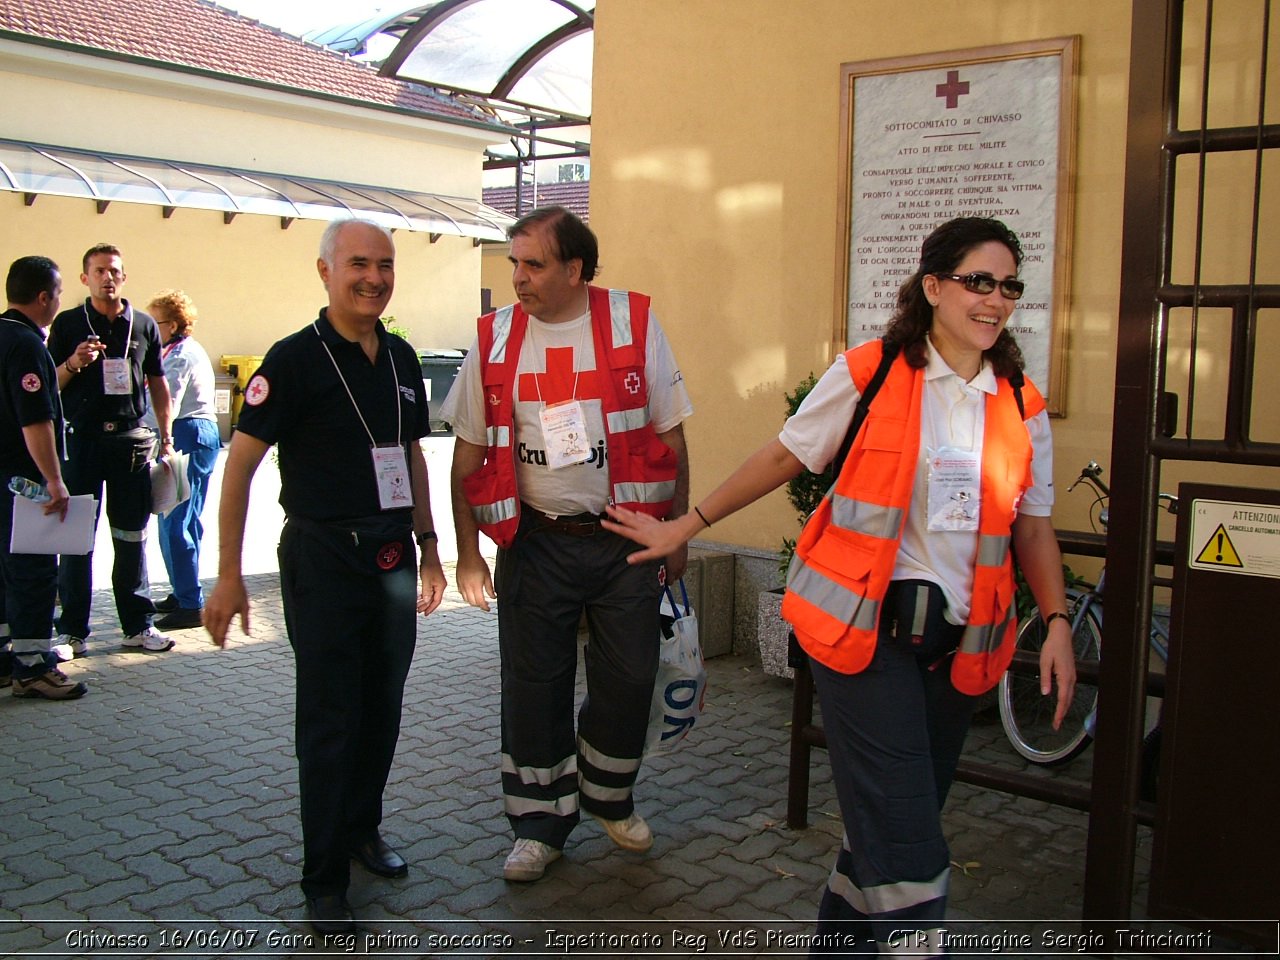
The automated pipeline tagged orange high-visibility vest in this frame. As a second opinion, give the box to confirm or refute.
[460,286,678,549]
[781,339,1045,694]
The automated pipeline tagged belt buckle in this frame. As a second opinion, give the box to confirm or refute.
[103,422,118,433]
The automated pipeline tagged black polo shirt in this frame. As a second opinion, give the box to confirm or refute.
[0,308,62,480]
[48,298,164,427]
[236,309,429,522]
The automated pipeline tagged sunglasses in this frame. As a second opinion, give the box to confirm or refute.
[935,272,1025,301]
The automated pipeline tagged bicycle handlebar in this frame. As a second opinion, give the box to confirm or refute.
[1067,461,1179,520]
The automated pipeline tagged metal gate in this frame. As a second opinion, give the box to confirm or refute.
[1087,0,1279,938]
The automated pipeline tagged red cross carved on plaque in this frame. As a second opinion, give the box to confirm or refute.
[518,346,600,403]
[935,70,970,109]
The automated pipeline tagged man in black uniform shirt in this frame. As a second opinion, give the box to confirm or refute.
[47,243,175,657]
[204,219,447,935]
[0,255,87,700]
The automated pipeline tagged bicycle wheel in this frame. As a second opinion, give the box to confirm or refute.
[998,600,1102,765]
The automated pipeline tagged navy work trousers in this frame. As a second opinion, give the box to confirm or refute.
[56,427,155,638]
[278,516,417,899]
[494,509,662,849]
[809,585,979,957]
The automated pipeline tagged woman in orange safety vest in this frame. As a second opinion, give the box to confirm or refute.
[603,216,1076,956]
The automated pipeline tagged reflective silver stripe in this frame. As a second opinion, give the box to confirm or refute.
[579,779,632,803]
[788,563,880,631]
[606,406,650,434]
[110,526,147,543]
[829,494,903,541]
[613,479,675,506]
[960,612,1011,655]
[827,859,949,917]
[908,583,930,637]
[977,533,1010,567]
[607,289,634,348]
[485,424,511,448]
[488,305,515,364]
[9,637,51,655]
[880,927,945,957]
[501,751,577,786]
[578,737,640,775]
[473,497,518,526]
[504,793,579,818]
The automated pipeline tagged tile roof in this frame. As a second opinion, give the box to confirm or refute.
[0,0,497,127]
[482,180,590,222]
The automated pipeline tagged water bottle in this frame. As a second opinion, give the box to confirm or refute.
[8,476,50,502]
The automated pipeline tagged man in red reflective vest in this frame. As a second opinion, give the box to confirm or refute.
[442,206,693,882]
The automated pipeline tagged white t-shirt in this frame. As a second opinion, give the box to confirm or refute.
[441,307,693,517]
[778,343,1054,624]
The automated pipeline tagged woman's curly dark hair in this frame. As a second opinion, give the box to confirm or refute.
[883,217,1026,379]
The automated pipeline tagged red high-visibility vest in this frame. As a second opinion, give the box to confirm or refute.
[460,286,678,548]
[782,339,1045,694]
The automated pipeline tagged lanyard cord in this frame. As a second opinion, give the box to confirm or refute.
[312,322,402,446]
[83,302,134,359]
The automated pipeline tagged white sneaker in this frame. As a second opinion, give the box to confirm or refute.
[52,635,88,661]
[121,626,174,653]
[503,838,561,882]
[592,812,653,852]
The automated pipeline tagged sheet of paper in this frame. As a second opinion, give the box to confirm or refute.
[9,494,98,555]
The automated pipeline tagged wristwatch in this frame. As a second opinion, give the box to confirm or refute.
[416,530,438,547]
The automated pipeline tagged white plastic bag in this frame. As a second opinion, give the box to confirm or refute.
[645,580,707,755]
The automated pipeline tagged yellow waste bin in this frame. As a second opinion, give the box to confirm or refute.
[219,354,265,432]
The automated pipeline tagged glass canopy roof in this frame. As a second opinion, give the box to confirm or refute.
[304,0,594,168]
[0,138,513,241]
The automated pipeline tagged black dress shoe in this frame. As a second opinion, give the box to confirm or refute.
[154,594,180,613]
[351,836,408,878]
[155,607,204,629]
[305,894,354,934]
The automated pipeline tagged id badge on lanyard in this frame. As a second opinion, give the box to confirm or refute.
[102,358,132,396]
[371,443,413,511]
[539,399,592,469]
[926,447,981,532]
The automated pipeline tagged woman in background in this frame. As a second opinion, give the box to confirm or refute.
[147,290,220,630]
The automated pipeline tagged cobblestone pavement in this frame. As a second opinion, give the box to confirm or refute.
[2,567,1145,959]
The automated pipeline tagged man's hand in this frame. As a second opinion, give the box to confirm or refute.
[455,552,496,612]
[417,552,447,616]
[204,575,251,648]
[41,478,70,521]
[1040,622,1078,730]
[73,338,102,369]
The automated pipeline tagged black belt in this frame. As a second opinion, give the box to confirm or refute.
[71,418,144,434]
[524,504,607,538]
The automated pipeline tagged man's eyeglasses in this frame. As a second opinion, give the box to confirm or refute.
[935,273,1025,301]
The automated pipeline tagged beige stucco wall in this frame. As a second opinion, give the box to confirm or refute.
[0,44,498,361]
[590,0,1276,562]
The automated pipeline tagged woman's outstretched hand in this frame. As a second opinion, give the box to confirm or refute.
[602,506,699,565]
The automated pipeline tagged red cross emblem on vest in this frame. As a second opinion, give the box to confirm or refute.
[623,372,641,395]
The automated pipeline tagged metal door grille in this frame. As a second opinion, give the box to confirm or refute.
[1086,0,1278,921]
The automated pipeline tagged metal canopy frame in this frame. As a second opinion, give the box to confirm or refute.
[0,138,513,241]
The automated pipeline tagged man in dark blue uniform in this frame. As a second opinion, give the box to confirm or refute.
[204,219,447,935]
[48,244,175,657]
[0,255,88,700]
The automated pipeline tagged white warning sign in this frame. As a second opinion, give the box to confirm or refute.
[1188,499,1280,580]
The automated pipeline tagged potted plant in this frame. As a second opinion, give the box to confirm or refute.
[757,372,834,678]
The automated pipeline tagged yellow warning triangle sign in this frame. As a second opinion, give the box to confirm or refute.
[1194,523,1244,567]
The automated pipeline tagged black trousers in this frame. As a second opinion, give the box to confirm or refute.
[57,427,155,638]
[0,488,58,678]
[810,581,979,958]
[494,510,662,849]
[278,516,417,898]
